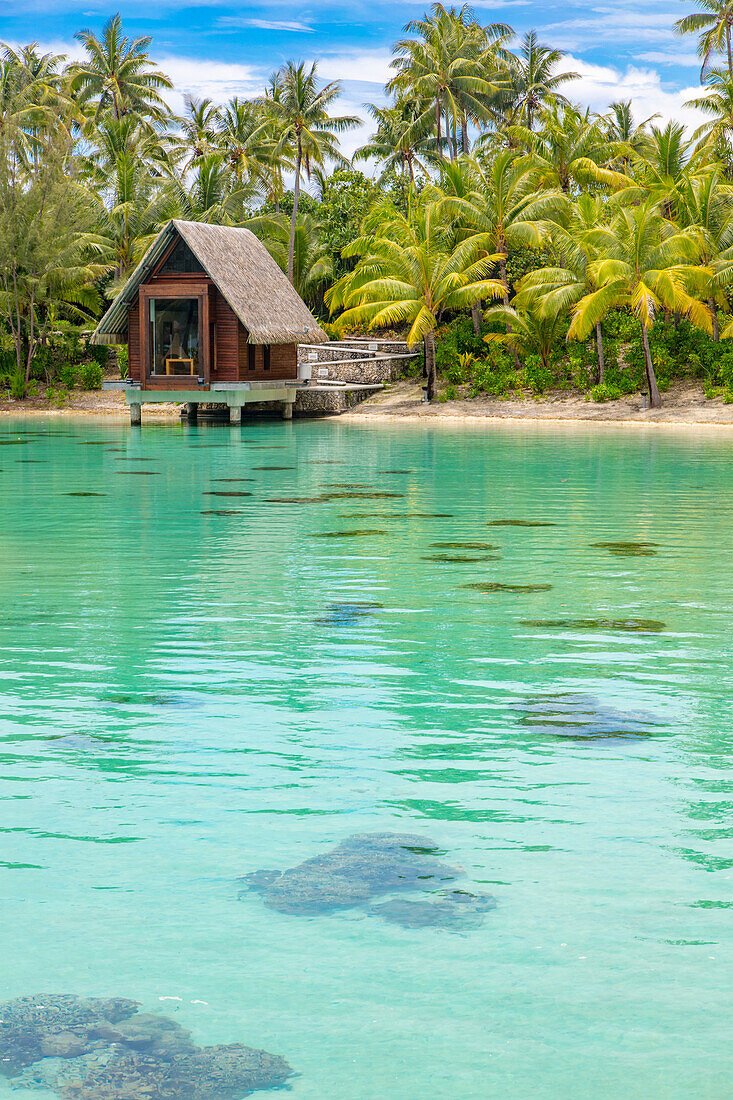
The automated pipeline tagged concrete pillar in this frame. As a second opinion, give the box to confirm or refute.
[229,404,242,425]
[130,403,141,427]
[281,400,293,420]
[186,402,198,422]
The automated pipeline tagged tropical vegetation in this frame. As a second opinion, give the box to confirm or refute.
[5,4,733,406]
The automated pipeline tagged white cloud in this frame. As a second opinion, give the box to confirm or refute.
[635,49,701,67]
[217,17,314,33]
[157,55,264,114]
[318,50,394,86]
[568,55,703,130]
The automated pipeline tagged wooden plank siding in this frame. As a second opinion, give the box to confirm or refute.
[238,326,297,381]
[127,292,141,381]
[212,287,239,381]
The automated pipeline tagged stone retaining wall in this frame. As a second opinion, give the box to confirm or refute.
[294,385,377,415]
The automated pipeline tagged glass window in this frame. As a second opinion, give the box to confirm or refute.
[150,298,199,376]
[159,238,204,274]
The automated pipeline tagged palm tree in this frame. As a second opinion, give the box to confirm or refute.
[389,4,511,160]
[483,300,566,372]
[262,61,359,283]
[0,44,73,165]
[686,69,733,170]
[68,13,173,123]
[567,200,713,407]
[174,153,255,224]
[178,95,220,168]
[439,150,566,359]
[248,212,333,309]
[519,193,612,380]
[606,100,659,150]
[633,121,698,218]
[355,98,436,182]
[675,0,733,79]
[677,167,733,338]
[510,104,629,193]
[330,195,505,399]
[217,97,280,196]
[85,115,179,283]
[504,31,579,131]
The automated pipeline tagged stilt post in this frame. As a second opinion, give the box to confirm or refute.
[130,402,141,427]
[186,402,198,422]
[229,404,242,425]
[281,400,293,420]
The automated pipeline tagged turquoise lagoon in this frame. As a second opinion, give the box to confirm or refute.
[0,417,731,1099]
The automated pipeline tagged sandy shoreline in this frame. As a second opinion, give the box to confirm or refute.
[341,380,733,428]
[3,378,733,429]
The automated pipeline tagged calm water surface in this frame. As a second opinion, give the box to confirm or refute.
[1,416,731,1099]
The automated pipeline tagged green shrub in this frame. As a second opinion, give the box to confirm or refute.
[78,362,102,390]
[89,344,109,368]
[47,385,68,408]
[9,370,27,399]
[445,383,457,400]
[58,362,77,389]
[590,383,623,403]
[436,315,488,377]
[525,355,554,395]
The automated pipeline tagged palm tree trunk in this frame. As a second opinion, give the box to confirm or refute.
[461,113,469,156]
[435,99,442,158]
[424,330,437,402]
[288,141,302,285]
[472,304,481,336]
[727,24,733,80]
[596,322,605,384]
[640,322,662,408]
[709,297,720,342]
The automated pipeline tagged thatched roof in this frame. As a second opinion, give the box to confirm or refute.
[91,219,328,346]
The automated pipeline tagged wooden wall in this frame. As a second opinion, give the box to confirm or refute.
[127,291,141,381]
[237,329,298,381]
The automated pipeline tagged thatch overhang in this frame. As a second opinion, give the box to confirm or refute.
[91,219,328,346]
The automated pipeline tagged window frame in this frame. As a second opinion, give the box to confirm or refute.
[139,283,210,389]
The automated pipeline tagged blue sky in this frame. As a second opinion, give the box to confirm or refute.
[0,1,708,156]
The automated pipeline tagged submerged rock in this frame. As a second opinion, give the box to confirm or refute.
[56,1041,292,1100]
[516,692,665,740]
[311,529,387,539]
[242,833,460,916]
[422,554,500,563]
[371,889,496,930]
[430,542,498,551]
[464,582,553,593]
[487,519,556,527]
[315,601,383,626]
[0,994,139,1076]
[204,491,253,498]
[1,999,293,1100]
[521,618,666,633]
[591,541,659,556]
[340,512,454,519]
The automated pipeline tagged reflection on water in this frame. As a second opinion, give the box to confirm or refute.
[1,417,732,1099]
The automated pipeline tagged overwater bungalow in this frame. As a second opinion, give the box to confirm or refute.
[92,219,327,423]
